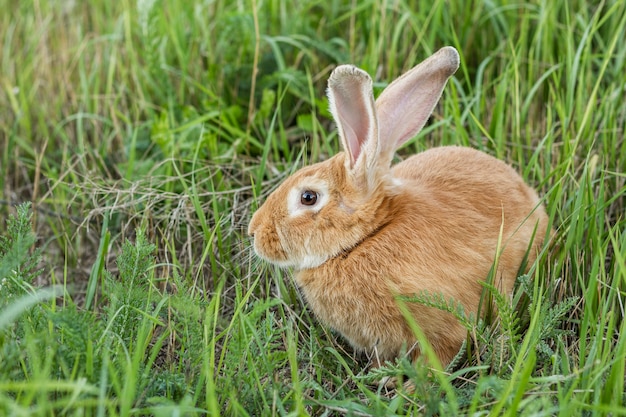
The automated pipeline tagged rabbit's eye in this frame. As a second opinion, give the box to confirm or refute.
[300,190,318,206]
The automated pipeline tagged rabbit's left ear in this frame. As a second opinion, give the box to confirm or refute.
[376,47,460,151]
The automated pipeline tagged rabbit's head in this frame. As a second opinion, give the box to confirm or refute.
[248,47,460,270]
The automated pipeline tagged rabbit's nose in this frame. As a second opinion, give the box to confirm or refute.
[247,217,257,237]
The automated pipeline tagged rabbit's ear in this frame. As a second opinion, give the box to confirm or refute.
[376,46,459,151]
[327,65,379,173]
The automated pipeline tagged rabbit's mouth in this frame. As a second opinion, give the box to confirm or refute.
[250,228,287,265]
[252,244,328,271]
[252,226,330,270]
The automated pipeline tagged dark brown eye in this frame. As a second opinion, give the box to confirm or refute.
[300,190,318,206]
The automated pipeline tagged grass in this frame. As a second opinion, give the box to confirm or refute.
[0,0,625,415]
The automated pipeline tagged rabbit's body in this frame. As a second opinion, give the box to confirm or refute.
[294,146,548,364]
[249,47,550,367]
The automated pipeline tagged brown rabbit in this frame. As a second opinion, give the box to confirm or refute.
[248,47,550,367]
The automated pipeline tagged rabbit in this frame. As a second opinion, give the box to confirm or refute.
[248,46,550,368]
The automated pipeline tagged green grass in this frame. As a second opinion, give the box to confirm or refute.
[1,0,625,415]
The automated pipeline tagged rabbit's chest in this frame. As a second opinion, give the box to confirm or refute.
[295,268,405,352]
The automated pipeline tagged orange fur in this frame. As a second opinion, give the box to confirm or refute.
[248,47,550,367]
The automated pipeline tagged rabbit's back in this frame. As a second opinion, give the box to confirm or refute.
[394,146,540,207]
[393,145,549,294]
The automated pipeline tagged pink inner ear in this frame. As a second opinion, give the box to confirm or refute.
[378,94,435,149]
[376,47,460,151]
[328,67,377,168]
[337,112,367,164]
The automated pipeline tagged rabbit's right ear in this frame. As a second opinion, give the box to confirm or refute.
[327,65,379,179]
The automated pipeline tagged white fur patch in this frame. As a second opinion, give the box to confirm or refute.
[297,253,329,270]
[287,177,330,217]
[391,177,404,187]
[258,253,328,270]
[264,257,298,269]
